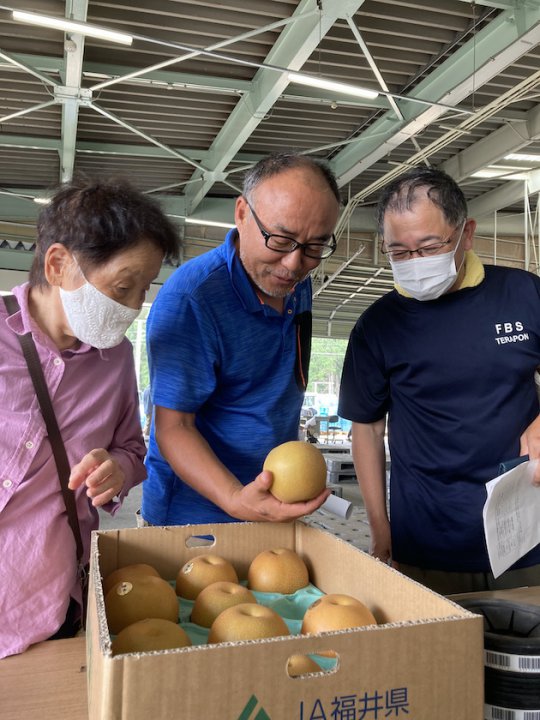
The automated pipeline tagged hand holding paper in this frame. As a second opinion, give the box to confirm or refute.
[483,459,540,578]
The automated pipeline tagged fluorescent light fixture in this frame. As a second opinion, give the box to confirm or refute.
[12,10,133,46]
[288,72,379,100]
[33,197,51,205]
[186,217,235,229]
[83,72,112,80]
[168,214,235,229]
[505,153,540,163]
[472,166,529,181]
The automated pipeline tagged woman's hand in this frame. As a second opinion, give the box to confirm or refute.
[68,448,125,507]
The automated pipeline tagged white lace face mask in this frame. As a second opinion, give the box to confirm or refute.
[389,222,466,301]
[59,274,140,349]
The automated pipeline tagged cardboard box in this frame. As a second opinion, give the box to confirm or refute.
[87,522,484,719]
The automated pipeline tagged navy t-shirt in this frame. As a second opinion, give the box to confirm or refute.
[339,264,540,572]
[142,230,312,525]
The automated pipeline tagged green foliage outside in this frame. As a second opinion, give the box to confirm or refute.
[126,306,151,395]
[307,337,348,396]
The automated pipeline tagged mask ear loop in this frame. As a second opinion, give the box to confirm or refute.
[70,254,89,282]
[69,254,107,299]
[452,220,468,276]
[60,251,88,293]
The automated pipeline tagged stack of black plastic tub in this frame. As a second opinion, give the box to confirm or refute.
[456,598,540,719]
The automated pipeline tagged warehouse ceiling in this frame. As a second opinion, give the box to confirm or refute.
[0,0,539,338]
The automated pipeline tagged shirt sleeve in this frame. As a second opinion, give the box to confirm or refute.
[338,316,390,423]
[147,290,220,413]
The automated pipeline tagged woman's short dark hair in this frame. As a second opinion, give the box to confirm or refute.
[376,167,468,234]
[242,152,341,205]
[29,177,180,287]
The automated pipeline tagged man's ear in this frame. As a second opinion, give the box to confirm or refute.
[44,244,74,286]
[234,195,249,229]
[463,218,476,250]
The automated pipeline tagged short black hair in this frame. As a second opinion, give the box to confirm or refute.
[376,167,468,234]
[29,176,180,287]
[242,152,341,205]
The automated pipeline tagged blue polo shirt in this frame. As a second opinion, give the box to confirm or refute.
[339,264,540,572]
[142,230,312,525]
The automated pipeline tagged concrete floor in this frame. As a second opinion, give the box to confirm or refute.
[98,481,142,531]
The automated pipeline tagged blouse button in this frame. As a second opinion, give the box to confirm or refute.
[2,479,12,489]
[25,441,34,449]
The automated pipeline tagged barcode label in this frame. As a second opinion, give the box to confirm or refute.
[485,705,540,720]
[519,656,540,672]
[486,650,510,668]
[485,649,540,673]
[485,707,514,720]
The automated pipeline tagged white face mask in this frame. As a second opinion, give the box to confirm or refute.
[389,222,466,301]
[59,279,140,349]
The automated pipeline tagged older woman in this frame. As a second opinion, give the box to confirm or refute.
[0,177,179,657]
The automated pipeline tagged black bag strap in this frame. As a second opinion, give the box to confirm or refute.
[3,294,84,562]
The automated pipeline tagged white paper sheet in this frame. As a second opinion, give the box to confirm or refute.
[483,459,540,578]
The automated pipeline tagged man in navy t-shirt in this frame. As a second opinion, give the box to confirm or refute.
[339,167,540,595]
[143,153,340,526]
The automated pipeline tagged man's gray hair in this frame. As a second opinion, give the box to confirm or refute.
[242,152,341,204]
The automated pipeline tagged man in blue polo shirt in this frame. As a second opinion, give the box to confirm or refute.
[339,167,540,595]
[142,153,340,525]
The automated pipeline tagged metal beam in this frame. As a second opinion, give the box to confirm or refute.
[453,0,531,8]
[442,104,540,181]
[0,189,530,238]
[58,0,88,182]
[89,10,324,93]
[332,3,540,187]
[0,53,387,110]
[0,48,59,87]
[88,102,205,171]
[0,135,60,151]
[0,247,34,272]
[0,135,267,168]
[468,169,540,217]
[183,0,368,214]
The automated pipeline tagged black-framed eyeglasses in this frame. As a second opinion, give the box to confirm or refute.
[380,221,466,261]
[247,201,337,260]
